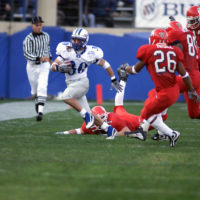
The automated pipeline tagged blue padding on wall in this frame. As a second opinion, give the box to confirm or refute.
[0,33,9,98]
[0,27,185,101]
[86,33,154,100]
[8,26,68,98]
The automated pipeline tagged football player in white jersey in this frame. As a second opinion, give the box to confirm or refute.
[51,28,121,138]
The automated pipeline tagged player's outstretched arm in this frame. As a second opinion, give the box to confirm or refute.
[55,128,84,135]
[120,60,145,74]
[97,58,122,92]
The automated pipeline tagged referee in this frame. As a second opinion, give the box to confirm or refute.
[23,16,52,121]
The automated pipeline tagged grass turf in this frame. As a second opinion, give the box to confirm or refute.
[0,101,200,200]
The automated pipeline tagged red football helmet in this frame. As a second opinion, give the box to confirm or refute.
[91,106,108,122]
[166,21,184,32]
[186,6,200,30]
[149,28,168,45]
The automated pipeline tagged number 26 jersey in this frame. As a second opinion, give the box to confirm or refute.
[137,43,184,92]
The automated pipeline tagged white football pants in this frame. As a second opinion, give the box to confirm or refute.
[26,61,50,97]
[62,77,90,113]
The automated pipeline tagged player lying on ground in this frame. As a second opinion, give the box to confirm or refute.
[55,67,168,140]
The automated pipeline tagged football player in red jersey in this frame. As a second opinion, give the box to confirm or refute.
[120,28,199,147]
[166,20,200,119]
[186,6,200,47]
[186,6,200,65]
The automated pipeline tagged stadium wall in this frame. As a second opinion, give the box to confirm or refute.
[0,26,184,101]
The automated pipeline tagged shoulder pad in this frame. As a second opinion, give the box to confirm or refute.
[88,45,104,60]
[56,41,72,55]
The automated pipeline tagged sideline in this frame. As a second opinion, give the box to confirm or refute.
[0,101,145,121]
[0,101,69,121]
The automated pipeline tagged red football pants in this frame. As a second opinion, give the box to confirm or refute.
[176,70,200,118]
[141,84,179,120]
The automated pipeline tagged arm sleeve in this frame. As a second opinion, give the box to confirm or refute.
[93,46,104,63]
[136,45,148,63]
[23,36,38,61]
[47,34,52,58]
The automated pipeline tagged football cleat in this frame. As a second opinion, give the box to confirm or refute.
[84,112,94,129]
[106,126,117,140]
[151,132,169,141]
[36,112,43,121]
[117,66,129,82]
[169,131,180,147]
[125,126,147,141]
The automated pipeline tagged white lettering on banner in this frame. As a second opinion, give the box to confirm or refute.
[135,0,200,28]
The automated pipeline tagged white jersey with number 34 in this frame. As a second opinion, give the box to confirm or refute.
[56,41,104,81]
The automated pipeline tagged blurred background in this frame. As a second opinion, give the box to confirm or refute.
[0,0,199,101]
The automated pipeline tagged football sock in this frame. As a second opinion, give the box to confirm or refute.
[151,115,173,137]
[38,105,44,114]
[115,81,126,106]
[140,119,150,132]
[80,108,87,118]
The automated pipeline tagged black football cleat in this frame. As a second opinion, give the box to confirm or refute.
[36,112,43,121]
[125,126,147,141]
[169,131,180,147]
[151,132,169,141]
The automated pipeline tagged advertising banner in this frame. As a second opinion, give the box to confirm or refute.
[135,0,200,28]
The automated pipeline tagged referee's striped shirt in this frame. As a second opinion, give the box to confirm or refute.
[23,31,52,62]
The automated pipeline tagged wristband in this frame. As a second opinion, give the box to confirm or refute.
[132,65,137,74]
[102,60,110,69]
[111,76,116,81]
[181,72,189,79]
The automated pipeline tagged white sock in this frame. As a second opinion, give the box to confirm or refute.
[115,81,126,106]
[140,120,150,132]
[161,108,168,115]
[80,108,87,118]
[151,115,173,137]
[100,122,109,132]
[38,105,44,113]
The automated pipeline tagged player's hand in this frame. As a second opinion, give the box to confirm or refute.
[169,16,176,21]
[188,90,199,103]
[120,62,129,71]
[110,78,123,92]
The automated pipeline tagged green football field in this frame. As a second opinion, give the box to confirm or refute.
[0,101,200,200]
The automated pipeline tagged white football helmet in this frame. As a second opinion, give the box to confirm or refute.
[71,28,89,51]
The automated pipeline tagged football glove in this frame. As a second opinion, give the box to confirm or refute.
[188,90,199,103]
[110,78,123,92]
[57,62,72,73]
[169,16,176,21]
[120,62,129,71]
